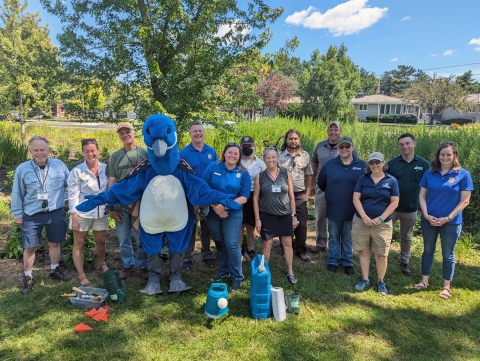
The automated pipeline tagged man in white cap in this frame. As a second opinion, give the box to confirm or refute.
[107,122,149,279]
[310,121,358,253]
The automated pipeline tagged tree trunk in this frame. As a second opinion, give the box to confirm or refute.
[19,91,25,143]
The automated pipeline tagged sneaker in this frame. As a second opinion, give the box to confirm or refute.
[246,249,256,260]
[204,259,215,268]
[49,266,71,281]
[400,262,412,276]
[211,271,230,282]
[230,280,242,292]
[183,260,193,270]
[21,276,33,293]
[140,267,149,280]
[310,246,327,254]
[327,264,337,273]
[344,266,355,276]
[119,266,134,280]
[377,281,388,295]
[355,278,370,292]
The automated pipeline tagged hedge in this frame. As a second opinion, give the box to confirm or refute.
[364,114,418,124]
[439,118,475,125]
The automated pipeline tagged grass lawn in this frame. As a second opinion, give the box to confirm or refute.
[1,233,479,361]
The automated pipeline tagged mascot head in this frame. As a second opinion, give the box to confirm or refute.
[142,114,179,175]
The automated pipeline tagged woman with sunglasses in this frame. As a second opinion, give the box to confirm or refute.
[253,147,297,284]
[202,142,251,291]
[352,152,399,295]
[414,142,473,299]
[67,139,109,286]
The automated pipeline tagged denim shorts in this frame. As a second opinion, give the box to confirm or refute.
[22,208,67,248]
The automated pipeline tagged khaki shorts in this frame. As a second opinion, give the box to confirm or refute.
[352,215,392,256]
[69,214,109,232]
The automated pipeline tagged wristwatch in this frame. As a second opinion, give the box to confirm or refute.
[291,214,297,217]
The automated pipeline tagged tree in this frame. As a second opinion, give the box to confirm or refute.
[0,0,63,141]
[402,74,475,124]
[299,44,360,122]
[357,67,377,95]
[456,70,480,94]
[379,65,426,96]
[40,0,283,135]
[255,71,292,114]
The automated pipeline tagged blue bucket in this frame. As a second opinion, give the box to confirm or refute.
[204,283,229,319]
[250,254,271,319]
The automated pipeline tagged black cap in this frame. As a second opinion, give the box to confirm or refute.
[240,136,255,145]
[338,136,353,145]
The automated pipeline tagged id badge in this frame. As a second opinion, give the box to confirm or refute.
[37,192,48,200]
[271,185,281,193]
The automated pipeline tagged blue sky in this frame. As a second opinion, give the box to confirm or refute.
[28,0,480,80]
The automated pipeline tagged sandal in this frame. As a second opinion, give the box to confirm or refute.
[413,280,428,290]
[439,287,451,299]
[286,274,298,285]
[79,276,92,287]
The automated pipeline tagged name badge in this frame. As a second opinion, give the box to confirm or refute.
[272,185,281,193]
[37,192,48,200]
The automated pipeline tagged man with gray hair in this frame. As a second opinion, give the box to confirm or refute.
[11,136,71,293]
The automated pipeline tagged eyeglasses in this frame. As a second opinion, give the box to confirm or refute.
[440,141,455,146]
[42,199,47,209]
[81,138,98,146]
[338,144,351,150]
[368,160,382,165]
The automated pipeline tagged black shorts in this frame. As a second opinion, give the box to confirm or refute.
[242,192,255,227]
[259,212,293,240]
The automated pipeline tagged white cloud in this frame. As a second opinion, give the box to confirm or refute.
[468,38,480,51]
[389,57,398,62]
[284,0,388,37]
[443,49,456,56]
[401,16,410,21]
[430,53,438,57]
[215,21,251,39]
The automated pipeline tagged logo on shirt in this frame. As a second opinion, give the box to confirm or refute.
[214,172,221,176]
[414,166,424,170]
[208,154,212,159]
[383,183,391,189]
[448,177,456,183]
[236,173,241,178]
[352,167,362,170]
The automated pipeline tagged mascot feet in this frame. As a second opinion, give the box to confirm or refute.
[167,280,192,293]
[139,282,163,295]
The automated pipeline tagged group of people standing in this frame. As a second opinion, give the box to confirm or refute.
[11,120,473,299]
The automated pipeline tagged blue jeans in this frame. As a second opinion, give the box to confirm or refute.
[327,219,353,267]
[207,212,244,281]
[115,210,148,269]
[421,218,462,281]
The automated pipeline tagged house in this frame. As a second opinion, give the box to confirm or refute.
[51,103,66,117]
[351,93,408,121]
[440,94,480,122]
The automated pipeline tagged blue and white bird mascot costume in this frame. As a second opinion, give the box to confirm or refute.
[77,114,241,294]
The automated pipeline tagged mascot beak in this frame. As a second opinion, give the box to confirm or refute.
[152,139,168,158]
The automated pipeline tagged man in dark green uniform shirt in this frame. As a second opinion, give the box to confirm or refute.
[387,133,429,276]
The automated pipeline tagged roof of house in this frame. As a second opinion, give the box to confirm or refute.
[351,94,406,104]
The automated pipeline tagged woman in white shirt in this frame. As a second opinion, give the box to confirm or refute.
[67,139,109,286]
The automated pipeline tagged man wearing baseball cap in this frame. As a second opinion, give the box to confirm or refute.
[310,121,359,253]
[317,136,366,275]
[107,122,149,279]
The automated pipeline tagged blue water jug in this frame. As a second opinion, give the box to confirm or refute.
[204,283,229,319]
[250,254,271,319]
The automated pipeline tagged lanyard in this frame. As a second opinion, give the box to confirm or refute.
[124,148,138,168]
[31,160,49,192]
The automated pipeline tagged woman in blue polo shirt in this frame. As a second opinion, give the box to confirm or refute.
[414,143,473,299]
[202,142,251,292]
[352,152,399,296]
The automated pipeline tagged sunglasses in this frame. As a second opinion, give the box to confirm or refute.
[291,158,296,168]
[42,199,47,209]
[81,138,98,146]
[226,142,240,148]
[338,144,351,150]
[440,141,455,146]
[368,160,382,165]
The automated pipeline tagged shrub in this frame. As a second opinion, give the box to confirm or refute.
[438,118,474,126]
[0,134,29,168]
[1,227,24,259]
[365,114,418,124]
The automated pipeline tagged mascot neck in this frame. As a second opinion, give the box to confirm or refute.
[150,149,180,175]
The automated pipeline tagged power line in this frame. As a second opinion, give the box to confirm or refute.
[423,63,480,71]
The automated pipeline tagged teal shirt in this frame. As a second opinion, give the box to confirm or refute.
[387,155,430,212]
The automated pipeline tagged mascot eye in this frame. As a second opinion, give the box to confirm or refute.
[146,128,150,135]
[167,128,172,134]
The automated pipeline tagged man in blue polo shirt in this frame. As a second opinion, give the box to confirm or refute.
[387,133,429,276]
[318,136,366,275]
[179,122,218,269]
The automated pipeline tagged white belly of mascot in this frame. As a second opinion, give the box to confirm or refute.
[139,175,188,234]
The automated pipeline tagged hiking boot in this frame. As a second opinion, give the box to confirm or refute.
[310,246,326,254]
[119,266,134,280]
[183,260,193,270]
[230,280,242,292]
[21,276,33,293]
[211,271,230,282]
[355,278,370,292]
[327,264,337,273]
[49,266,71,281]
[140,267,149,280]
[400,262,412,276]
[344,266,355,276]
[377,281,388,295]
[204,259,215,268]
[246,249,256,260]
[297,253,311,262]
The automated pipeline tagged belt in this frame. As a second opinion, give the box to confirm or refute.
[294,191,305,197]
